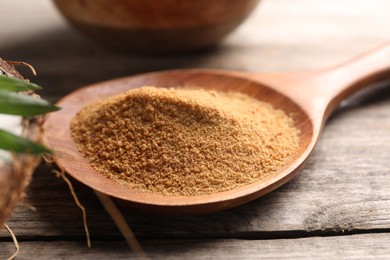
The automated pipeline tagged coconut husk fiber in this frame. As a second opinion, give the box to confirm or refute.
[0,58,41,226]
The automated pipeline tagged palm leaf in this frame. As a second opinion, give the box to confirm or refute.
[0,90,60,116]
[0,75,41,92]
[0,128,51,154]
[0,71,59,154]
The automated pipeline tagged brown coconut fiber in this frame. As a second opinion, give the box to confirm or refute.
[0,58,41,226]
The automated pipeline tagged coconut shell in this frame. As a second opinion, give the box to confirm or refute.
[0,58,41,226]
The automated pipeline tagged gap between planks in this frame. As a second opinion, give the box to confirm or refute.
[1,233,390,259]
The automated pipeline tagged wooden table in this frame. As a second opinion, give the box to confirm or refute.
[1,0,390,258]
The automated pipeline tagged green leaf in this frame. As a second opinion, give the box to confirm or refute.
[0,90,60,116]
[0,75,42,92]
[0,128,51,154]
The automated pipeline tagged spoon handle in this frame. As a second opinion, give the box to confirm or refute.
[321,42,390,116]
[249,42,390,121]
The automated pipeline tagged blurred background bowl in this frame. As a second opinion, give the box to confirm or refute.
[52,0,260,53]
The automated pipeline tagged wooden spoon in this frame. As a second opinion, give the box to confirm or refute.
[43,43,390,215]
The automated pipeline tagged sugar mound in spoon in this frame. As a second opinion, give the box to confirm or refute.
[71,86,299,196]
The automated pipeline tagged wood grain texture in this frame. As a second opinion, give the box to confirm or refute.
[3,90,390,238]
[1,0,390,101]
[42,70,314,215]
[41,41,390,214]
[52,0,260,52]
[1,0,390,258]
[1,233,390,259]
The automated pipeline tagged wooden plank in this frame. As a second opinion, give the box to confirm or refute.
[2,88,390,238]
[1,233,390,259]
[1,0,390,241]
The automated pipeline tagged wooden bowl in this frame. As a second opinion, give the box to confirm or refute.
[52,0,260,53]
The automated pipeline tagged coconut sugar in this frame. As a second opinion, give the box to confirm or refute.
[70,86,299,196]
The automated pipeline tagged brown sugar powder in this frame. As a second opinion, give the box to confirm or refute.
[70,86,299,196]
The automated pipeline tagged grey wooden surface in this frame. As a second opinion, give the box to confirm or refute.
[1,0,390,258]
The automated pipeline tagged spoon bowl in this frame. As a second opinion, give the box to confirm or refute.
[43,43,390,214]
